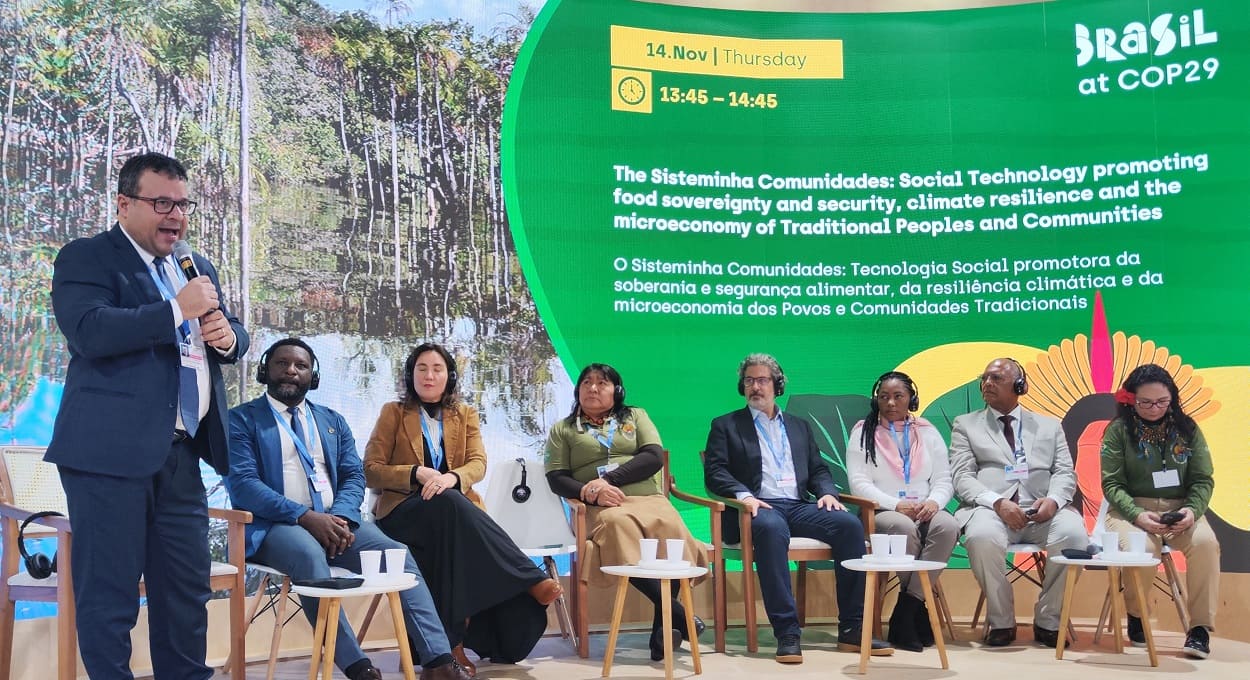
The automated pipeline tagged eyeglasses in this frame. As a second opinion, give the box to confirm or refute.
[1135,398,1172,409]
[741,376,773,388]
[979,373,1010,385]
[125,194,198,215]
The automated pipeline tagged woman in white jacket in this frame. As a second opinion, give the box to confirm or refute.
[847,371,958,653]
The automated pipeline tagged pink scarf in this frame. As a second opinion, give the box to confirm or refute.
[866,416,935,482]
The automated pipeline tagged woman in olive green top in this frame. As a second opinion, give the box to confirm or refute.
[1101,363,1218,659]
[545,363,708,662]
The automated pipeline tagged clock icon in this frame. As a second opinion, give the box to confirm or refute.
[617,76,646,105]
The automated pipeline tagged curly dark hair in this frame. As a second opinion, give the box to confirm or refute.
[1115,363,1197,443]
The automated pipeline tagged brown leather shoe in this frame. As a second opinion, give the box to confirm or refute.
[528,578,563,606]
[419,661,473,680]
[450,644,476,677]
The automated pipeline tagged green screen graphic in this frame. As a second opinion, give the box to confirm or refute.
[504,0,1250,551]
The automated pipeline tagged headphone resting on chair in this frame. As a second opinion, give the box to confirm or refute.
[512,458,532,503]
[18,510,65,579]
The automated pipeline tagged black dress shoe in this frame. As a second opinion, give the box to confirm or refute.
[346,660,383,680]
[419,661,473,680]
[837,627,895,656]
[984,627,1017,646]
[1033,625,1060,648]
[775,633,803,664]
[649,626,682,662]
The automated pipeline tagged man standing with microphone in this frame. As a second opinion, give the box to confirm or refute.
[47,152,249,678]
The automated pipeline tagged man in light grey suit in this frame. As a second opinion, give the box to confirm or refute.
[950,358,1087,648]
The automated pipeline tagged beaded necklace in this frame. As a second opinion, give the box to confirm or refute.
[1132,414,1191,464]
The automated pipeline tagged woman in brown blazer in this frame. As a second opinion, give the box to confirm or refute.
[365,343,561,674]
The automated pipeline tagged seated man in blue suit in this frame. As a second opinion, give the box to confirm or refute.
[703,353,892,663]
[227,338,470,680]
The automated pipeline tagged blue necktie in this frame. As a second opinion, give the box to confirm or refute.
[290,406,324,512]
[154,257,200,437]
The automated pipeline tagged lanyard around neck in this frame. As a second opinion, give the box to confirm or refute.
[753,412,790,470]
[269,402,319,474]
[420,410,445,470]
[149,260,192,340]
[887,419,913,484]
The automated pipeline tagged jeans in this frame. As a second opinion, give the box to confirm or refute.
[252,520,451,669]
[749,497,866,638]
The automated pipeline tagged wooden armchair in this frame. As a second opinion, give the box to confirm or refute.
[700,469,877,653]
[563,449,723,658]
[0,445,251,680]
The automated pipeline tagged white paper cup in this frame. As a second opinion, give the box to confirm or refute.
[1127,530,1148,554]
[640,538,659,563]
[889,534,908,557]
[869,534,890,556]
[665,539,685,563]
[384,548,408,580]
[1102,537,1121,558]
[1090,531,1105,550]
[360,550,383,580]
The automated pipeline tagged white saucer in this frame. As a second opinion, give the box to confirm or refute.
[1099,551,1153,563]
[364,572,417,586]
[863,554,915,564]
[637,559,692,570]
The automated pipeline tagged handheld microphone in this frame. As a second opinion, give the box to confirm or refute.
[172,240,199,280]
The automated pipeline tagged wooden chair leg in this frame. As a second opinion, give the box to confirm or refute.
[354,594,383,643]
[1161,553,1191,631]
[743,555,758,653]
[576,571,590,658]
[223,571,271,672]
[267,577,292,680]
[796,563,807,627]
[0,593,14,680]
[873,573,888,639]
[1094,588,1112,644]
[970,591,986,630]
[932,578,956,641]
[713,552,727,653]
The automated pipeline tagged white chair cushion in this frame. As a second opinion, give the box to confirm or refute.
[245,562,356,578]
[8,571,58,587]
[723,537,832,551]
[10,560,237,588]
[1007,543,1044,553]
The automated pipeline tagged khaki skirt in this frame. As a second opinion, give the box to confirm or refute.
[581,494,709,588]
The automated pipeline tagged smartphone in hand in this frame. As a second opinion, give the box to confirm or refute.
[1024,507,1039,517]
[1160,511,1184,525]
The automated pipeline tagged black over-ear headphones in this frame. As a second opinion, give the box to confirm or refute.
[871,371,920,411]
[512,458,532,503]
[18,511,65,579]
[256,340,321,390]
[737,361,786,397]
[1006,358,1029,395]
